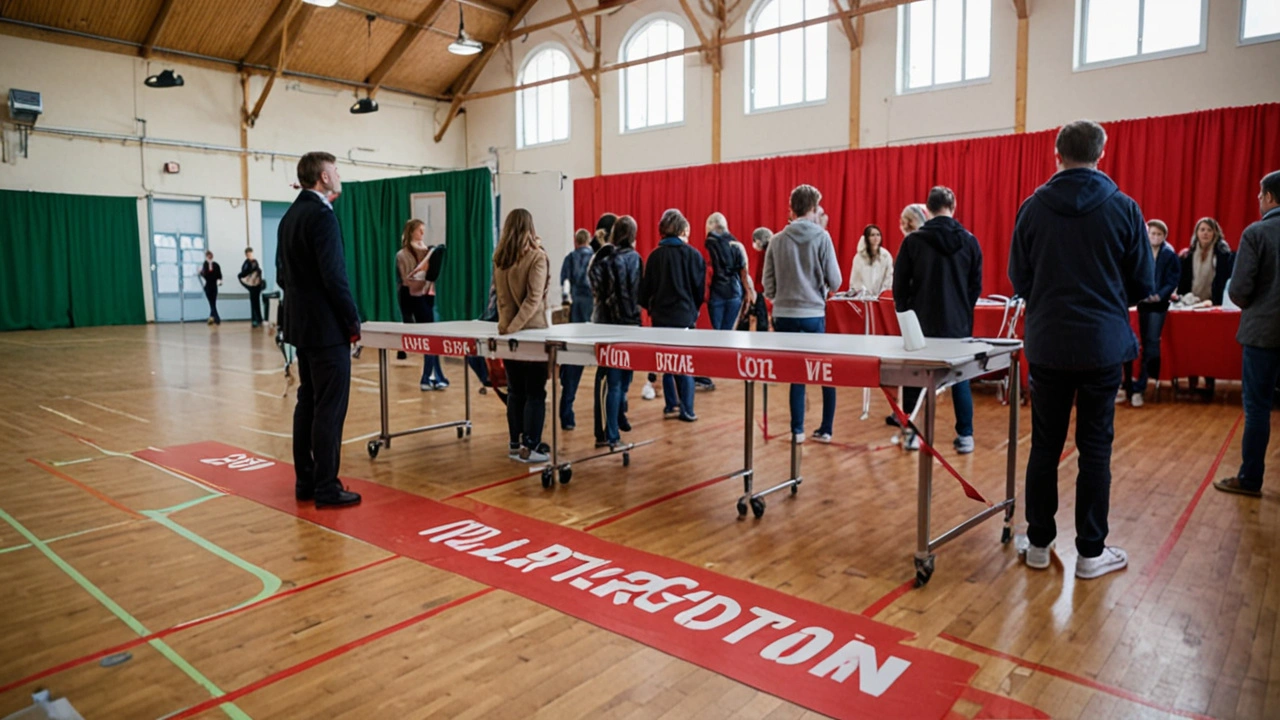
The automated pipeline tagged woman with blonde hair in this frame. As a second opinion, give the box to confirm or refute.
[494,208,551,462]
[395,218,448,389]
[900,203,928,237]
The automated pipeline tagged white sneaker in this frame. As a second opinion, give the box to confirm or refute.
[903,430,920,451]
[520,447,549,463]
[1130,393,1144,408]
[954,435,975,454]
[811,431,832,443]
[1025,542,1053,569]
[792,432,806,444]
[1114,389,1127,404]
[641,382,656,400]
[1075,546,1128,579]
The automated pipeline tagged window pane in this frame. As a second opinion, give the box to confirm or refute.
[1141,0,1201,54]
[907,1,934,88]
[934,0,963,84]
[648,52,666,126]
[754,34,779,109]
[805,25,826,101]
[964,0,991,79]
[668,57,685,123]
[1084,0,1139,63]
[537,83,553,144]
[552,81,569,141]
[629,64,648,129]
[779,28,804,105]
[1244,0,1280,39]
[758,0,779,30]
[156,264,178,294]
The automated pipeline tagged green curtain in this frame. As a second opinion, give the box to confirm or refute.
[333,167,494,322]
[0,190,145,331]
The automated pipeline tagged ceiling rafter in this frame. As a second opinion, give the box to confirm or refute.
[241,0,298,67]
[140,0,177,59]
[366,0,451,97]
[251,3,315,68]
[677,0,715,68]
[507,0,641,40]
[562,0,596,55]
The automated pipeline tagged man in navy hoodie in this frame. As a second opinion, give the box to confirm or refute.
[1009,120,1153,580]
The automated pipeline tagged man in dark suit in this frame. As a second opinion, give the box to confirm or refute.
[278,151,361,508]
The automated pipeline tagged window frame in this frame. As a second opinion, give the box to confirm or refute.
[896,0,994,95]
[1239,0,1280,46]
[743,0,831,115]
[1074,0,1209,72]
[618,13,689,135]
[515,42,573,150]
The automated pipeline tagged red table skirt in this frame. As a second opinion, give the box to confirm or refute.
[1129,308,1242,381]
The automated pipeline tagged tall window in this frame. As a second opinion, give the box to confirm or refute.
[746,0,828,113]
[1241,0,1280,44]
[898,0,991,92]
[517,46,570,148]
[621,17,686,131]
[1077,0,1206,68]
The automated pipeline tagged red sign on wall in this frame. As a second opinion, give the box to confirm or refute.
[596,343,881,388]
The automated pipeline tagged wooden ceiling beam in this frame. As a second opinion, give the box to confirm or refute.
[241,0,298,67]
[251,4,314,68]
[366,0,451,96]
[140,0,178,59]
[563,0,596,54]
[507,0,641,40]
[564,42,597,96]
[1012,0,1028,20]
[831,0,859,49]
[677,0,714,67]
[436,0,542,142]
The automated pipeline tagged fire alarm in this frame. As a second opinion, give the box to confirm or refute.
[163,161,180,174]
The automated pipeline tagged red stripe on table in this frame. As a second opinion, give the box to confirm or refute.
[166,589,493,720]
[27,458,144,519]
[939,632,1214,720]
[1128,413,1242,605]
[0,554,400,696]
[582,472,739,532]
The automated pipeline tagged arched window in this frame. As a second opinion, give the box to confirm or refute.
[517,46,570,148]
[745,0,828,113]
[620,17,685,132]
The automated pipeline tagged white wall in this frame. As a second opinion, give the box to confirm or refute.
[465,0,1280,267]
[0,34,468,322]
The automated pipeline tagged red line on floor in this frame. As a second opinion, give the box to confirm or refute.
[938,632,1214,720]
[1059,444,1075,463]
[167,588,494,719]
[27,458,143,519]
[442,471,537,501]
[0,555,400,696]
[861,579,915,618]
[582,472,739,532]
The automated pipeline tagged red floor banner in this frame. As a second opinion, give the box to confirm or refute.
[136,442,1045,720]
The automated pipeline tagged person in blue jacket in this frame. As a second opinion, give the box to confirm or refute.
[1008,120,1153,580]
[1120,219,1181,407]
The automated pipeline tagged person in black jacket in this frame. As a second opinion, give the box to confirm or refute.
[199,251,222,325]
[1120,219,1180,406]
[277,151,361,508]
[1176,217,1235,399]
[237,247,264,327]
[893,186,983,454]
[592,215,644,446]
[638,208,705,422]
[1008,120,1153,580]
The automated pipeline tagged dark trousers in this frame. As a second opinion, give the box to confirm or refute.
[248,287,263,325]
[398,287,446,384]
[737,294,770,331]
[1122,309,1166,395]
[293,344,351,500]
[506,359,548,450]
[1025,364,1121,558]
[1238,345,1280,490]
[558,296,593,428]
[902,381,974,437]
[204,284,220,322]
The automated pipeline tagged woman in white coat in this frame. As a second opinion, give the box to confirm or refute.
[849,224,894,295]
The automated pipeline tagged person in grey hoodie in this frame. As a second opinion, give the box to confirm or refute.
[762,185,842,443]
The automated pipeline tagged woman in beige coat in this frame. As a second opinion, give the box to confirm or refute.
[494,208,551,462]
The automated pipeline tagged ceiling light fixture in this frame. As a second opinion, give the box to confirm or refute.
[301,0,339,8]
[447,5,483,56]
[350,97,379,114]
[144,69,185,88]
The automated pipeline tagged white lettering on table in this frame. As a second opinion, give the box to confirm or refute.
[805,359,833,383]
[442,339,471,355]
[199,452,275,472]
[656,352,696,375]
[598,346,632,369]
[403,336,432,353]
[736,353,778,380]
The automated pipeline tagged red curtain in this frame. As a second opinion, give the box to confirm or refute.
[574,103,1280,304]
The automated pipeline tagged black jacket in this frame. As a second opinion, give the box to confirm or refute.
[706,231,744,300]
[1177,238,1234,306]
[589,245,643,326]
[639,237,706,328]
[1008,168,1153,370]
[893,216,983,338]
[200,261,222,285]
[238,259,263,290]
[1137,242,1180,312]
[277,190,361,349]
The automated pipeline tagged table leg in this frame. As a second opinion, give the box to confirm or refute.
[464,356,472,437]
[378,348,390,449]
[545,346,560,489]
[914,371,937,587]
[1003,351,1021,543]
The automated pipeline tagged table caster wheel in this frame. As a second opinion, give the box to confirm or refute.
[790,483,798,496]
[559,467,572,485]
[736,499,748,517]
[541,468,554,489]
[456,427,465,439]
[914,555,935,587]
[1001,526,1012,544]
[622,452,630,467]
[750,497,766,518]
[465,426,472,437]
[367,440,380,459]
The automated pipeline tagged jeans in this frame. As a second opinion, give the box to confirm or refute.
[772,315,836,435]
[902,381,974,437]
[662,373,695,417]
[1123,309,1166,395]
[505,359,547,450]
[570,295,593,323]
[605,368,634,444]
[708,294,743,331]
[398,288,447,385]
[466,356,491,387]
[557,295,594,426]
[1024,364,1121,558]
[248,287,263,325]
[293,343,351,500]
[1238,345,1280,490]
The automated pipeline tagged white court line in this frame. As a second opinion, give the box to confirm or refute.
[239,425,292,439]
[255,391,282,399]
[356,387,381,394]
[342,431,381,445]
[38,406,102,431]
[73,438,224,495]
[349,376,378,387]
[398,398,422,404]
[0,417,34,436]
[50,457,97,467]
[69,397,151,424]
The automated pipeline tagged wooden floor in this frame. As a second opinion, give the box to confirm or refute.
[0,322,1275,719]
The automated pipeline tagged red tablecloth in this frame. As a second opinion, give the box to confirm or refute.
[1129,308,1242,381]
[825,299,1020,340]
